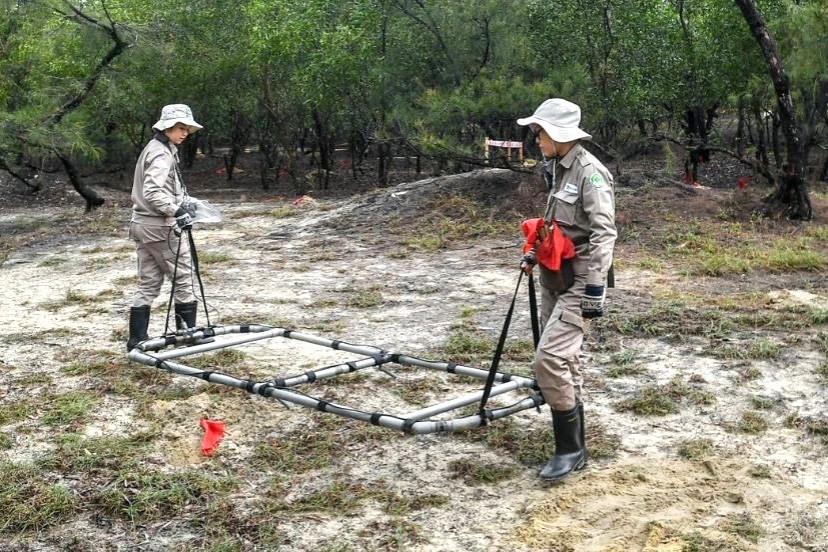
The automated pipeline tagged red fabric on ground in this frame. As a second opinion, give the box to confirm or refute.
[200,418,226,456]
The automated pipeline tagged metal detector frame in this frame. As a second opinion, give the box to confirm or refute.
[128,324,545,434]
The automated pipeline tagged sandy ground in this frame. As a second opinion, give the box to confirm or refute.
[1,170,827,551]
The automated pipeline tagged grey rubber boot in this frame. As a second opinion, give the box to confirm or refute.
[539,405,586,482]
[126,306,150,351]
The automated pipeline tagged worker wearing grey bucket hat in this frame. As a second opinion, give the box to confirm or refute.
[517,98,616,483]
[126,104,204,352]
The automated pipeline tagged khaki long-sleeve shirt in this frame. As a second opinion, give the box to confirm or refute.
[131,137,184,226]
[544,143,616,286]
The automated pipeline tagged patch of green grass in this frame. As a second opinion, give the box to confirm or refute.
[817,361,828,384]
[736,365,763,382]
[187,349,248,370]
[681,531,742,552]
[460,414,618,466]
[199,251,233,264]
[816,333,828,355]
[40,256,68,267]
[266,480,378,514]
[750,395,776,410]
[607,349,647,378]
[677,438,713,461]
[447,458,518,485]
[252,420,342,474]
[0,432,12,449]
[399,195,518,251]
[503,338,536,363]
[268,206,296,218]
[616,386,679,416]
[0,399,36,425]
[442,329,493,364]
[389,375,445,406]
[343,285,384,308]
[461,417,554,466]
[367,518,428,549]
[41,390,101,426]
[95,468,236,524]
[724,512,763,543]
[0,461,78,533]
[748,463,773,479]
[653,221,826,276]
[747,338,780,360]
[735,410,769,434]
[380,489,450,516]
[38,432,156,474]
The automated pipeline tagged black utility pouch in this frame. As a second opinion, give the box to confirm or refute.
[542,258,576,292]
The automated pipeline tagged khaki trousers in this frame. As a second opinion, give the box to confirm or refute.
[534,263,587,411]
[129,222,195,308]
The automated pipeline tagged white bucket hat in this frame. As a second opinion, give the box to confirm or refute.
[152,104,203,133]
[517,98,591,142]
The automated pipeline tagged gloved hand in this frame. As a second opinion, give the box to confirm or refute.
[520,250,537,272]
[174,206,193,230]
[581,284,605,319]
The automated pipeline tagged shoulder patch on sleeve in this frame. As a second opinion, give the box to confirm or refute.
[589,172,606,189]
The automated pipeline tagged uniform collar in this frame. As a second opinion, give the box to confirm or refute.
[557,142,582,169]
[153,131,179,155]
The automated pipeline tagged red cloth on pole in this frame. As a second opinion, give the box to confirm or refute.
[200,418,226,456]
[521,218,576,271]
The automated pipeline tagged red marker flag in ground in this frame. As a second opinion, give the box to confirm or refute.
[200,418,226,456]
[737,175,752,190]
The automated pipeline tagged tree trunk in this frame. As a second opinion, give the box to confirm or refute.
[735,0,811,219]
[56,154,105,212]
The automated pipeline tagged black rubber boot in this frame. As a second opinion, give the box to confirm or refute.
[174,301,198,330]
[126,306,150,351]
[539,405,586,482]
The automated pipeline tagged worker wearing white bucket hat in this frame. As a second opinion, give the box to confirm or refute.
[517,98,616,482]
[127,104,203,351]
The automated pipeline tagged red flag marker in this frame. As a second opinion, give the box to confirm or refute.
[200,418,226,456]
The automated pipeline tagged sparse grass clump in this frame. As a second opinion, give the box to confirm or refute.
[95,468,236,524]
[748,463,773,479]
[677,438,713,461]
[343,285,384,308]
[199,251,233,264]
[187,348,248,370]
[0,399,36,425]
[616,386,679,416]
[399,195,519,251]
[41,390,100,426]
[750,395,775,410]
[442,329,493,364]
[724,512,764,543]
[0,462,78,533]
[37,432,156,474]
[447,458,518,485]
[735,410,769,434]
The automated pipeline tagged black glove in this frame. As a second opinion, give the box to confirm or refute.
[174,206,193,230]
[520,250,537,270]
[581,284,605,319]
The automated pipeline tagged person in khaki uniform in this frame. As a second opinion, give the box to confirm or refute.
[126,104,203,351]
[517,98,616,481]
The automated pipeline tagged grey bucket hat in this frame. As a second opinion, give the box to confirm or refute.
[152,104,203,133]
[517,98,591,142]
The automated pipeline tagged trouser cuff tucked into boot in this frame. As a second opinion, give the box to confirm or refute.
[539,404,586,482]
